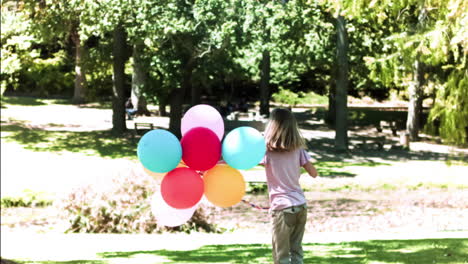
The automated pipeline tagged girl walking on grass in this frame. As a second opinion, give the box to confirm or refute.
[262,108,318,264]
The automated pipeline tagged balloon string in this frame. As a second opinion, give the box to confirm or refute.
[241,199,270,211]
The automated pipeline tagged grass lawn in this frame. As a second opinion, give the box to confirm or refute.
[2,96,468,264]
[7,238,468,264]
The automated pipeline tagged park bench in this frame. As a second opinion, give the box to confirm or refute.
[351,135,386,150]
[133,122,154,137]
[376,120,399,136]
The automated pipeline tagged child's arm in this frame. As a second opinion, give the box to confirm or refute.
[302,161,318,178]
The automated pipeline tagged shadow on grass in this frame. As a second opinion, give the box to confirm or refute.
[1,121,137,159]
[97,238,467,264]
[1,95,112,109]
[307,136,467,164]
[1,96,71,107]
[296,108,467,163]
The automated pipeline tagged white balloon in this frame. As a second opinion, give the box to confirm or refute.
[151,191,197,227]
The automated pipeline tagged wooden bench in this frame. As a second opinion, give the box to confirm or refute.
[134,122,154,137]
[352,135,386,150]
[376,121,398,136]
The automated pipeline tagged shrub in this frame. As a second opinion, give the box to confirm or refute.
[272,89,328,106]
[58,170,219,234]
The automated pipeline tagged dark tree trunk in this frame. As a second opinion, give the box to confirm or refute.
[169,59,194,138]
[260,49,271,116]
[71,27,86,104]
[326,85,336,127]
[191,84,201,106]
[112,23,128,134]
[159,99,168,116]
[406,6,427,141]
[131,43,150,116]
[334,15,349,151]
[406,59,424,140]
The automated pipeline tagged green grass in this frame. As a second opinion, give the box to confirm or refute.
[1,96,70,106]
[300,161,391,178]
[11,238,468,264]
[1,189,54,208]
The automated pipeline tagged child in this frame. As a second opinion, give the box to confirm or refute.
[262,108,317,264]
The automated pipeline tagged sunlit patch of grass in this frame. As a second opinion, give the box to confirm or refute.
[301,161,392,178]
[445,157,468,166]
[407,182,468,190]
[12,238,467,264]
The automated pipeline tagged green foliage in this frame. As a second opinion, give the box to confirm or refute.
[20,51,75,96]
[1,4,74,97]
[246,182,268,194]
[427,68,468,145]
[272,88,302,106]
[272,89,328,106]
[1,5,33,94]
[59,171,218,234]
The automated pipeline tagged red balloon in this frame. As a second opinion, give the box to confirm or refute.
[181,127,221,171]
[161,167,204,209]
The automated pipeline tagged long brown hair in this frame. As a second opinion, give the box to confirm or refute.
[264,108,305,152]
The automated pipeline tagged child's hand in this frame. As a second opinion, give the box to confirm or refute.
[303,162,318,178]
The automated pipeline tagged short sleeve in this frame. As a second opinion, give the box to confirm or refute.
[299,149,311,166]
[260,152,269,165]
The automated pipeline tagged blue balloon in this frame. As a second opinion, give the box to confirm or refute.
[222,126,266,170]
[137,129,182,173]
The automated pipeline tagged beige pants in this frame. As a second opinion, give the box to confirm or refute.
[271,204,307,264]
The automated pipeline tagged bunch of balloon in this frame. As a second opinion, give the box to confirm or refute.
[137,104,266,227]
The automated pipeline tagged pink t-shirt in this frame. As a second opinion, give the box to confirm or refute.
[262,148,311,211]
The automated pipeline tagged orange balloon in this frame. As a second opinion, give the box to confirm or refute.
[143,162,187,182]
[143,167,166,182]
[203,164,246,208]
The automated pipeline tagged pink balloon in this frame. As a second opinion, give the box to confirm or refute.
[181,104,224,140]
[151,192,197,227]
[181,127,221,171]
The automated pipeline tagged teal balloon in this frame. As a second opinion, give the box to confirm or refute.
[137,129,182,173]
[222,126,266,170]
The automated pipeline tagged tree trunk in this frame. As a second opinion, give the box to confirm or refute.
[111,23,128,134]
[406,59,424,140]
[326,84,336,127]
[131,43,150,116]
[334,15,349,151]
[260,49,271,117]
[71,28,86,104]
[406,6,427,141]
[191,84,201,106]
[159,98,168,116]
[169,59,194,138]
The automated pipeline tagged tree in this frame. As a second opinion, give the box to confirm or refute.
[111,23,129,134]
[22,0,88,104]
[359,0,468,144]
[129,0,249,136]
[130,43,150,116]
[334,14,349,151]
